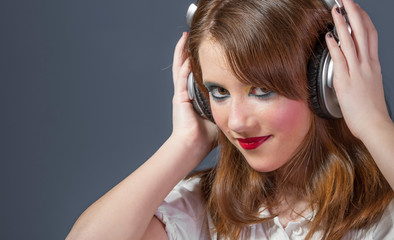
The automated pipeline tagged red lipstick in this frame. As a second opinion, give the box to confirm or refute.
[237,136,271,150]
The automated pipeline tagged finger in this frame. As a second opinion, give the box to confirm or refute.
[172,32,188,81]
[325,32,349,89]
[342,0,369,62]
[357,6,379,61]
[331,6,359,68]
[174,58,191,99]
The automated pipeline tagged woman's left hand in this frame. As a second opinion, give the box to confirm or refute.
[326,0,394,190]
[325,0,392,139]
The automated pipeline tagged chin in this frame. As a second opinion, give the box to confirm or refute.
[245,158,286,173]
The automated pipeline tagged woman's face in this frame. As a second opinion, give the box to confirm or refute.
[198,39,312,172]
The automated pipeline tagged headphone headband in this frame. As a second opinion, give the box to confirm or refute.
[186,0,347,28]
[186,3,197,28]
[323,0,339,9]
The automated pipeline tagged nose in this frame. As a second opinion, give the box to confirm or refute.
[227,98,256,134]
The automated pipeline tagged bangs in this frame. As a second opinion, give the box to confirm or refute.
[222,35,308,100]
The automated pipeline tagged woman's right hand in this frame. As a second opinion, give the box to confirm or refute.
[170,32,217,160]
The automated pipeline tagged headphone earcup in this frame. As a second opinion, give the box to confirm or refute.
[307,38,330,118]
[187,73,215,122]
[307,34,342,119]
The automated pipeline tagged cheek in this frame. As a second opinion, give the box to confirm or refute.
[268,100,311,135]
[211,103,233,140]
[211,104,226,129]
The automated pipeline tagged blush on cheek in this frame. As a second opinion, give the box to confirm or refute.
[270,99,311,133]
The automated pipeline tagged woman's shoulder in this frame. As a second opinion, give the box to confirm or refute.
[164,177,204,211]
[154,177,210,239]
[173,176,202,194]
[369,198,394,239]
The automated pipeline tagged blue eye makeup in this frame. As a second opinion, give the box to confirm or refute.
[249,87,274,99]
[203,82,274,101]
[205,84,230,101]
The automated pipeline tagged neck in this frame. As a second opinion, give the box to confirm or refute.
[269,196,312,228]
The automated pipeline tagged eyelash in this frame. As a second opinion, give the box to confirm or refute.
[206,86,273,101]
[249,87,273,99]
[207,86,230,100]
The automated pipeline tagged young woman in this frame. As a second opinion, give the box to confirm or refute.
[67,0,394,239]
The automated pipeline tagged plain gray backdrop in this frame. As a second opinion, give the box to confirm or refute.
[0,0,393,239]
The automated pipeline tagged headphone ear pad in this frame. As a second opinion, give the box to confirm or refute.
[187,73,215,122]
[193,80,214,122]
[307,37,334,119]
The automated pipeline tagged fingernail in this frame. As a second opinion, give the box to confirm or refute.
[335,7,341,14]
[340,7,347,15]
[326,32,333,38]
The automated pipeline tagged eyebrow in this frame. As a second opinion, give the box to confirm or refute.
[203,81,225,89]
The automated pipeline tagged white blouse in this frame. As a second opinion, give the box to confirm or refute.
[155,178,394,240]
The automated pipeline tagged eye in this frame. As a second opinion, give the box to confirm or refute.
[249,87,273,98]
[207,86,230,100]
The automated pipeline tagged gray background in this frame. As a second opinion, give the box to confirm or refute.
[0,0,393,239]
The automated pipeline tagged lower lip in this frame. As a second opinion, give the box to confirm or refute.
[237,136,271,150]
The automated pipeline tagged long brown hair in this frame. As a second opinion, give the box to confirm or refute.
[186,0,394,239]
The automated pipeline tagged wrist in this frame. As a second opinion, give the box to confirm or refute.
[357,117,394,143]
[169,133,212,160]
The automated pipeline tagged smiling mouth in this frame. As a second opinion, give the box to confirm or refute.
[237,136,271,150]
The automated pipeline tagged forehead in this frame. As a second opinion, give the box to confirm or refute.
[198,39,232,82]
